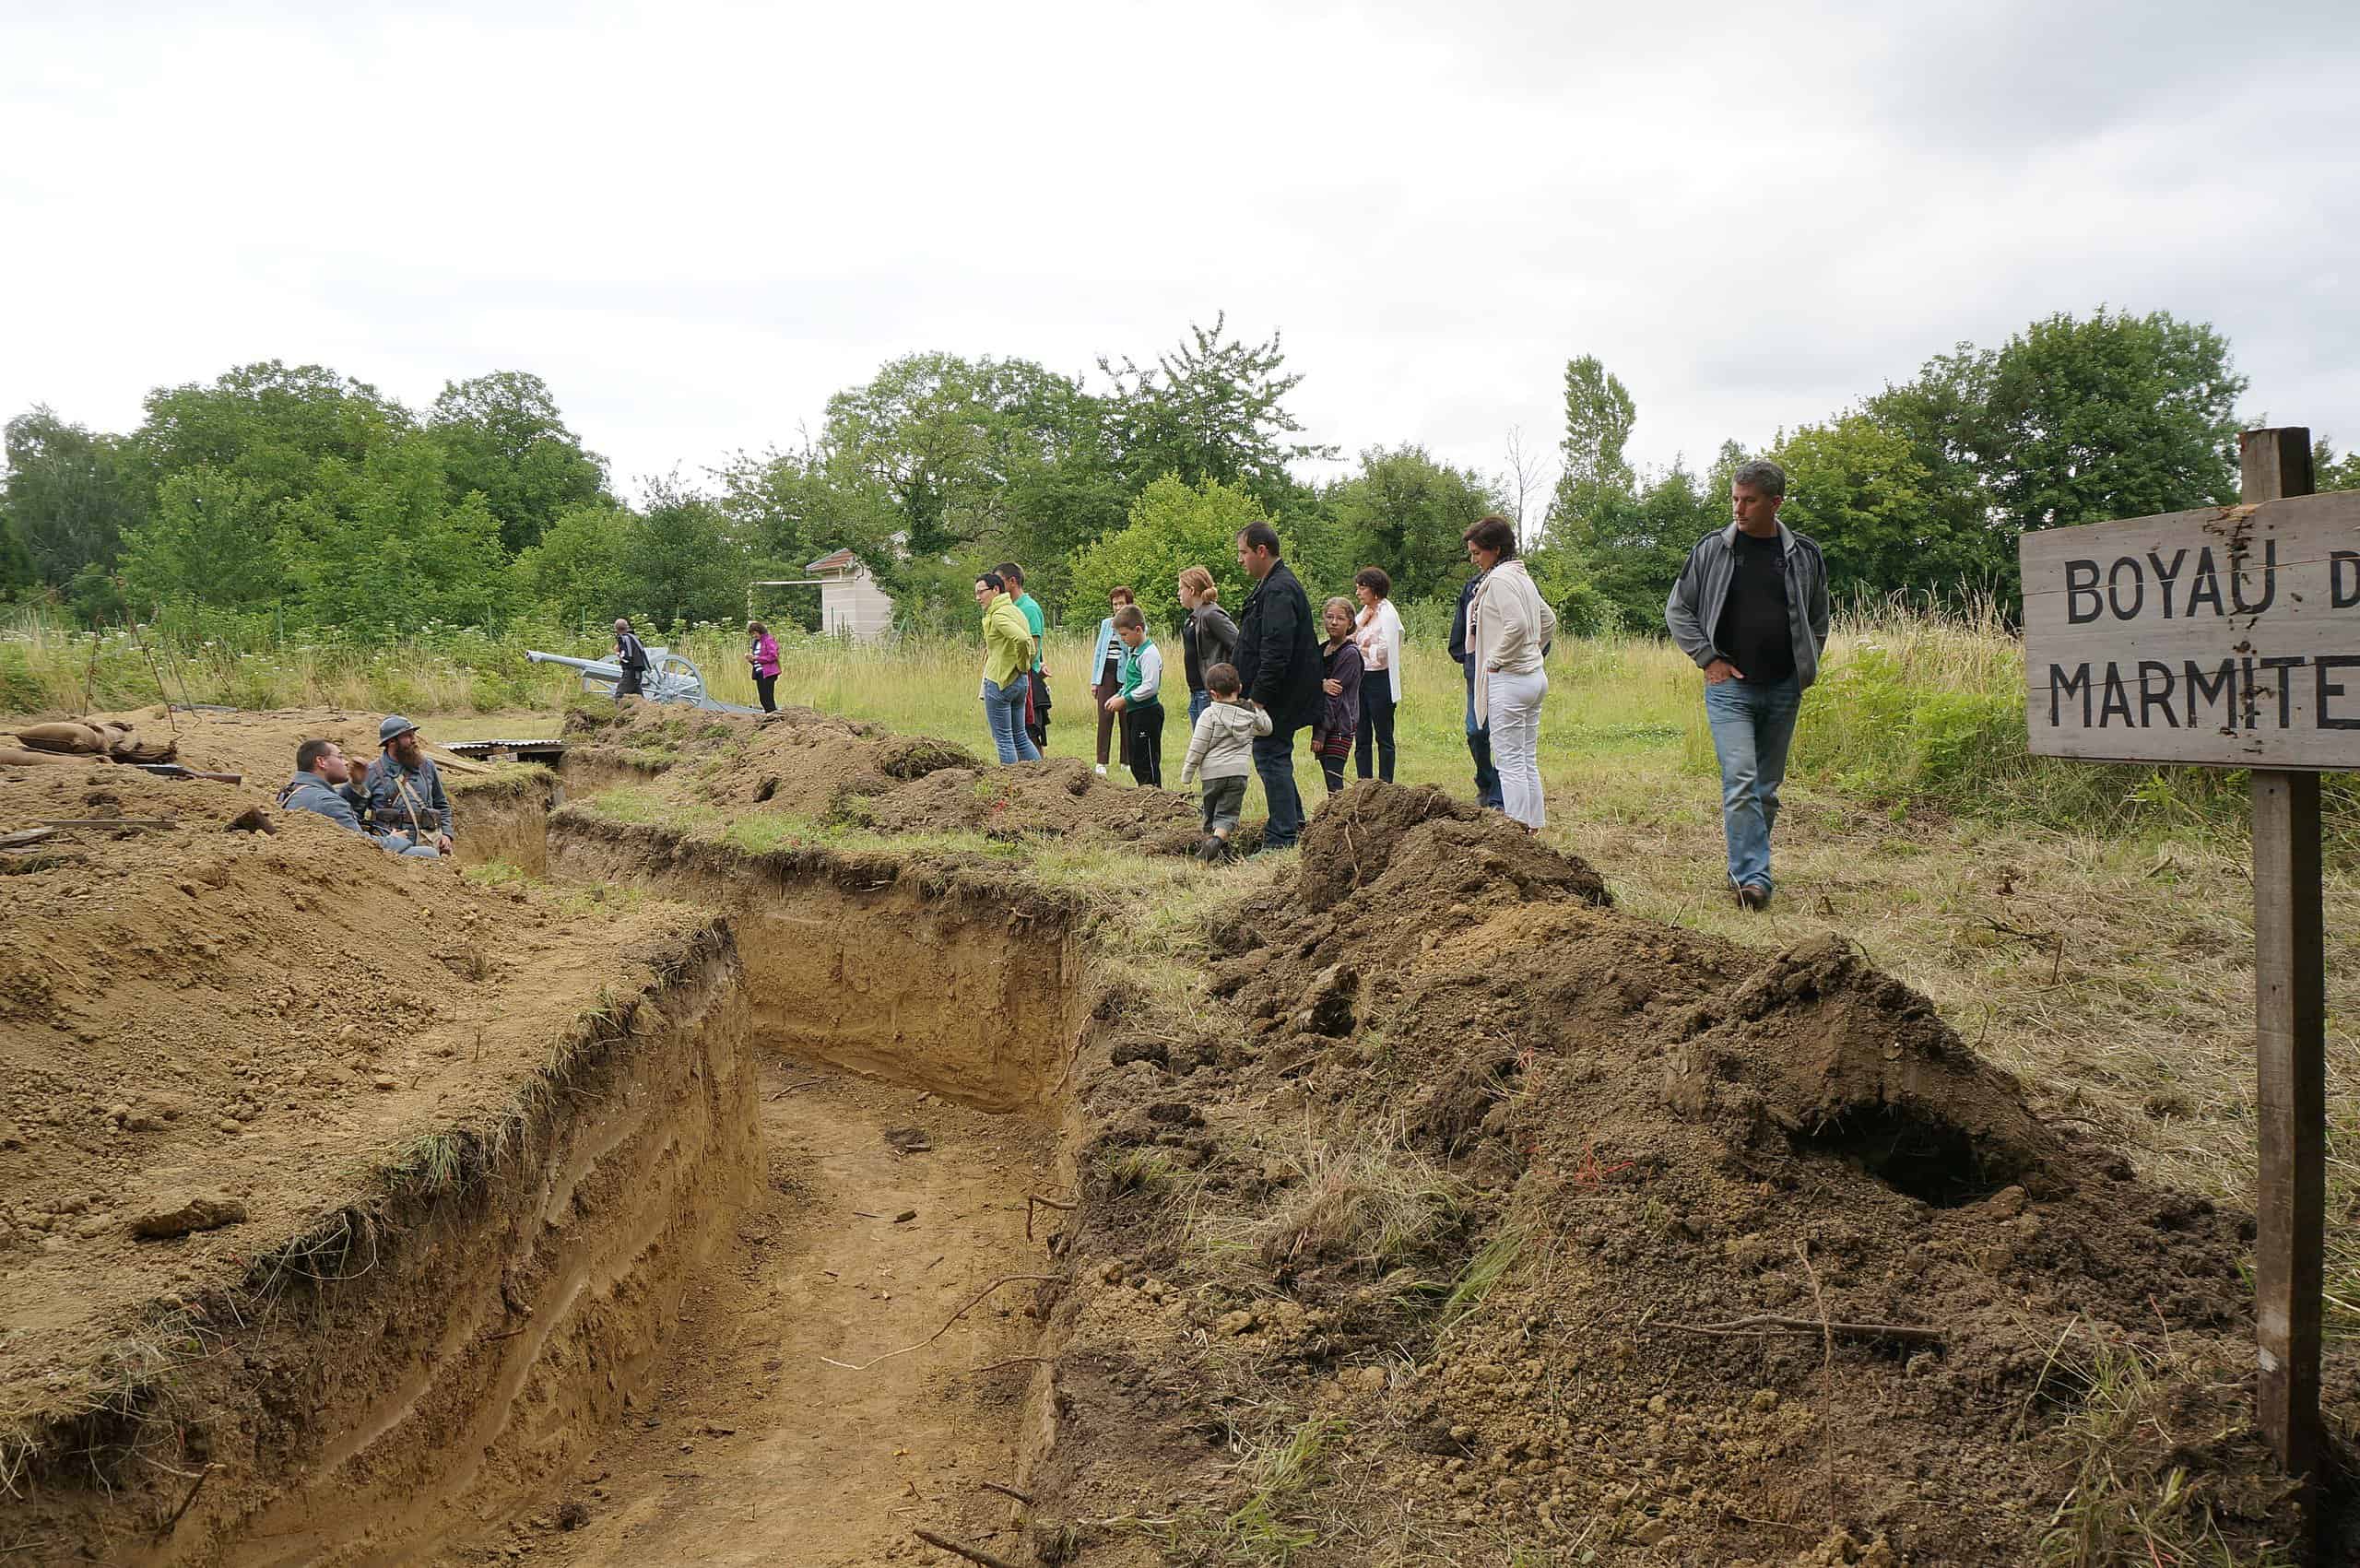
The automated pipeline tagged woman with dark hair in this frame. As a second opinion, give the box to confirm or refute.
[1350,566,1402,781]
[976,572,1042,764]
[1177,566,1239,727]
[1311,595,1363,794]
[1089,585,1136,776]
[1463,515,1554,831]
[746,620,780,713]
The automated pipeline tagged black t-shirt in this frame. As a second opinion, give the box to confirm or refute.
[1712,531,1795,684]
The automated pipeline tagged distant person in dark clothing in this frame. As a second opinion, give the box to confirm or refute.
[1664,457,1831,911]
[1312,596,1363,794]
[612,619,650,698]
[1177,566,1240,727]
[1233,523,1321,852]
[1450,571,1503,809]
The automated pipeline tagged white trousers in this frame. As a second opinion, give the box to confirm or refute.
[1487,667,1548,830]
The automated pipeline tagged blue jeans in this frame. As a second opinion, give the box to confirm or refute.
[1705,675,1801,892]
[1253,726,1304,850]
[1188,688,1210,726]
[982,674,1041,764]
[1463,667,1502,808]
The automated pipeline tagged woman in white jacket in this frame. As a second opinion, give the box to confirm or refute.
[1463,514,1555,831]
[1351,566,1404,782]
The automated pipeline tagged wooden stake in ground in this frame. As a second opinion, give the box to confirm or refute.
[2241,427,2324,1488]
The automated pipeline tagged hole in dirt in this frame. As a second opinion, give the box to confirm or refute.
[1788,1106,2001,1208]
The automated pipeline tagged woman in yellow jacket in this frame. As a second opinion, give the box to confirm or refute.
[976,572,1044,763]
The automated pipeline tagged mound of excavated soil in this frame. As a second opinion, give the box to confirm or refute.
[1042,781,2318,1564]
[0,763,705,1444]
[566,701,1205,851]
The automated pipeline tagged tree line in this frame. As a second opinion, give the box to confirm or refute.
[3,307,2350,643]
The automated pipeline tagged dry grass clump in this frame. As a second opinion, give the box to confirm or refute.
[1186,1136,1472,1283]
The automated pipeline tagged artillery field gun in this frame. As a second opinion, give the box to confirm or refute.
[524,647,760,713]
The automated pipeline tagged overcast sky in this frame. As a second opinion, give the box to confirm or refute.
[5,0,2354,502]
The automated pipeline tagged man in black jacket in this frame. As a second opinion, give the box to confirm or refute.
[1233,523,1321,851]
[612,619,651,699]
[1448,571,1504,809]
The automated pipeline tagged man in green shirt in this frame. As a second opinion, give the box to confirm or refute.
[997,560,1052,752]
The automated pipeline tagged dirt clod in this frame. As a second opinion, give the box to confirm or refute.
[130,1190,248,1239]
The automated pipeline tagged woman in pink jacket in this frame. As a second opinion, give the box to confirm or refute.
[747,620,781,712]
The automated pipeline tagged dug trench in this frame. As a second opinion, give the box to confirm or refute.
[5,704,2343,1566]
[0,756,1085,1567]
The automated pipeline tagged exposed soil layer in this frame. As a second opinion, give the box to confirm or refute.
[562,701,1204,852]
[0,762,757,1565]
[1034,783,2343,1564]
[435,1057,1056,1568]
[548,810,1084,1114]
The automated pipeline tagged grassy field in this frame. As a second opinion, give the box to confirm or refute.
[6,607,2356,1338]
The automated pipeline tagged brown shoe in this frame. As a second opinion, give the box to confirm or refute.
[1736,882,1771,912]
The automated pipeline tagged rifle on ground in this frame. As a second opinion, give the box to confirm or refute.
[130,763,243,784]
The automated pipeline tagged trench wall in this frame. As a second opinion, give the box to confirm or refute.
[549,812,1086,1115]
[0,928,764,1568]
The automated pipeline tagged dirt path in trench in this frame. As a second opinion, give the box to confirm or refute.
[439,1058,1056,1568]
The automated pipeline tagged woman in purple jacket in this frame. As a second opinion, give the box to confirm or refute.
[1311,596,1363,795]
[747,620,781,712]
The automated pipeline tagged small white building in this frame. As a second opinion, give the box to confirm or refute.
[806,548,895,641]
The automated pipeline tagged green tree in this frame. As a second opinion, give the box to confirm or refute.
[135,360,411,506]
[1552,460,1723,635]
[1773,414,2006,602]
[120,466,285,612]
[277,434,513,633]
[821,352,1110,563]
[1544,355,1637,544]
[624,476,748,629]
[427,371,608,554]
[1,407,147,593]
[1065,474,1273,625]
[1098,314,1335,513]
[2312,435,2359,494]
[515,501,635,626]
[1968,308,2246,532]
[1328,444,1505,605]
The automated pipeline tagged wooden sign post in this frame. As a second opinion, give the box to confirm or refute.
[2021,428,2341,1494]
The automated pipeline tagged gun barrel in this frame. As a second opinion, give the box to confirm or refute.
[524,650,623,677]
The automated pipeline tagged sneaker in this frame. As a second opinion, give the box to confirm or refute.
[1736,882,1771,912]
[1193,834,1224,863]
[1094,763,1107,775]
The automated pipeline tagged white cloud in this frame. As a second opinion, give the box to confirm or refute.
[4,0,2355,503]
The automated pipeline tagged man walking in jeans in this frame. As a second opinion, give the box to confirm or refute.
[1664,459,1829,911]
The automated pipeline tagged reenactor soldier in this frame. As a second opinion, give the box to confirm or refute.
[361,714,454,856]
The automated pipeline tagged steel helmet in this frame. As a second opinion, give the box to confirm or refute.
[378,714,420,746]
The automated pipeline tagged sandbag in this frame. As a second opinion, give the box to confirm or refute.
[0,747,84,766]
[14,722,106,755]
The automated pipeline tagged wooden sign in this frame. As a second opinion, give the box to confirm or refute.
[2020,430,2329,1525]
[2022,487,2360,767]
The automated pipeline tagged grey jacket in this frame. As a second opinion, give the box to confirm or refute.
[1180,699,1272,784]
[280,772,372,835]
[1664,522,1832,690]
[361,753,454,840]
